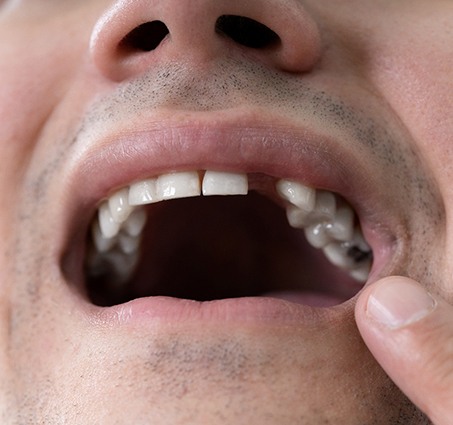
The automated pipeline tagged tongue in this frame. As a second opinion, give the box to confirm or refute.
[264,290,347,307]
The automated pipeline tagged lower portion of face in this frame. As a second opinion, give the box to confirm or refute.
[0,0,451,423]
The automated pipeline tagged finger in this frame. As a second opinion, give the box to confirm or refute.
[355,276,453,425]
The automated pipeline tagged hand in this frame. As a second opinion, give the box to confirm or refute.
[355,276,453,425]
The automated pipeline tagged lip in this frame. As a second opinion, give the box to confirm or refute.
[87,295,353,329]
[60,109,402,326]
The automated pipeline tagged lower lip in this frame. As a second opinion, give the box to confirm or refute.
[90,294,350,328]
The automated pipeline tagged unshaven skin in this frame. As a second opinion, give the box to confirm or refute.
[0,0,452,424]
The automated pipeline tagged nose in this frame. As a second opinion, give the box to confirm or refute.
[90,0,321,82]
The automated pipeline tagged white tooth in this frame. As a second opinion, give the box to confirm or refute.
[98,201,121,238]
[104,249,140,285]
[323,229,371,270]
[157,171,201,200]
[304,222,332,248]
[311,191,336,222]
[109,188,133,223]
[350,262,371,282]
[276,180,316,211]
[351,227,371,253]
[323,241,356,269]
[119,231,141,254]
[202,170,248,196]
[92,219,117,252]
[129,178,159,206]
[323,241,371,282]
[325,206,354,242]
[286,205,312,229]
[122,207,147,237]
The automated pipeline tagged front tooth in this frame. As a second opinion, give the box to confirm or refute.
[202,171,248,196]
[276,180,316,211]
[128,178,159,206]
[109,188,133,223]
[98,201,121,238]
[157,171,201,200]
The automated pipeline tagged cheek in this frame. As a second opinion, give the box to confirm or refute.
[364,11,453,175]
[0,29,61,172]
[364,14,453,294]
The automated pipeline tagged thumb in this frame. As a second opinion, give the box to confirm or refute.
[355,276,453,425]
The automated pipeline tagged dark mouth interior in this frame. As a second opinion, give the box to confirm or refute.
[85,192,362,307]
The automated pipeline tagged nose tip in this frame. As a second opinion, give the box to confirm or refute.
[90,0,321,82]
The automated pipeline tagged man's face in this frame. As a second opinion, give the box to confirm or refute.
[0,0,451,423]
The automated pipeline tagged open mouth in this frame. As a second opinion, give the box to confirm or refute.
[83,169,372,308]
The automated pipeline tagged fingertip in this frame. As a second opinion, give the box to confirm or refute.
[355,277,453,424]
[357,276,437,330]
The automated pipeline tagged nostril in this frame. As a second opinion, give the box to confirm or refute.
[215,15,280,49]
[120,21,169,53]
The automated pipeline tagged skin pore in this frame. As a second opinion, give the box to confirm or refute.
[0,0,452,424]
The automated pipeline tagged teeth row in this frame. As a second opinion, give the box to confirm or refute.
[87,170,372,284]
[276,180,371,281]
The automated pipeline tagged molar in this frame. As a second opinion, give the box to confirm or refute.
[304,223,332,249]
[324,207,354,242]
[276,178,372,282]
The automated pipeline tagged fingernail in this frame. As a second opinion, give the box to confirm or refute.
[366,277,437,329]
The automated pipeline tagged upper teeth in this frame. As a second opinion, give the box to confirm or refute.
[86,170,372,286]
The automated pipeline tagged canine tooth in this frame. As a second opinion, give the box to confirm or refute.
[325,207,354,242]
[109,188,133,223]
[304,223,332,248]
[276,180,316,211]
[92,219,117,252]
[118,231,141,254]
[98,201,121,238]
[122,208,147,237]
[202,170,248,196]
[157,171,201,200]
[129,178,159,206]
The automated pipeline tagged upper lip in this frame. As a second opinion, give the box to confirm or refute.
[60,108,403,295]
